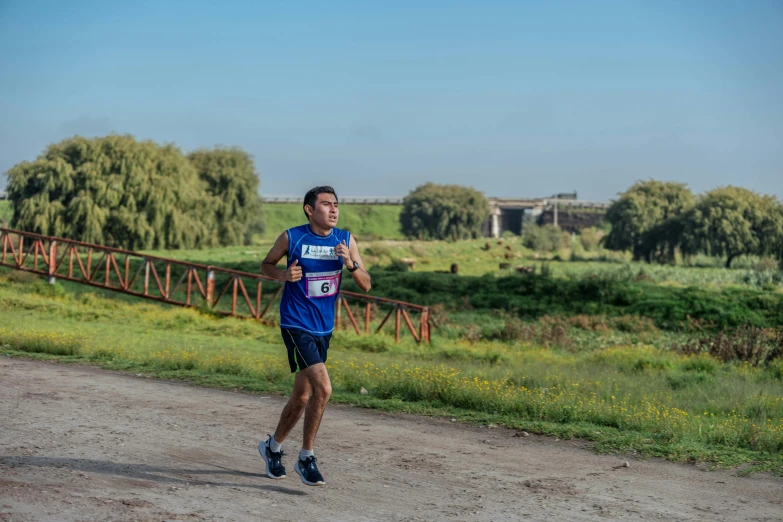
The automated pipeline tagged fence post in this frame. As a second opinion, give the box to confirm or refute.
[48,240,57,284]
[231,276,238,315]
[186,268,193,305]
[256,281,262,319]
[420,307,430,343]
[395,306,401,343]
[206,268,216,306]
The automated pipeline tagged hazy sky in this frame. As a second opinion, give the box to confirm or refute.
[1,0,781,200]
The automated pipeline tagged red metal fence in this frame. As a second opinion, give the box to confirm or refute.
[0,227,430,343]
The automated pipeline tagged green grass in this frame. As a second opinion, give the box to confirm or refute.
[344,271,783,330]
[142,240,783,331]
[260,202,403,241]
[1,269,781,475]
[0,200,11,225]
[152,236,782,291]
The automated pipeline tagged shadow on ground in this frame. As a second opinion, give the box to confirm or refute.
[0,455,307,495]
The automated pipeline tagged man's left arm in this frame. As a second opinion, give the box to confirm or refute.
[337,239,371,292]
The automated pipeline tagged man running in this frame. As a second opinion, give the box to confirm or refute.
[258,186,371,486]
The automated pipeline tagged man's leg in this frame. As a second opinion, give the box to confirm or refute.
[292,363,331,486]
[259,371,311,479]
[273,371,312,443]
[300,362,332,450]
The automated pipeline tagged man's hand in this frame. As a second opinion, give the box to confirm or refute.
[335,240,353,267]
[340,237,371,292]
[286,259,302,282]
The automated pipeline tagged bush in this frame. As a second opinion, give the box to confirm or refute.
[400,183,489,240]
[385,259,411,272]
[345,270,783,331]
[673,326,783,365]
[742,270,783,288]
[579,227,602,251]
[756,257,780,272]
[522,225,570,252]
[666,370,713,390]
[1,328,82,356]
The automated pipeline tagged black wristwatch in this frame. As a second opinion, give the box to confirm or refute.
[347,260,360,272]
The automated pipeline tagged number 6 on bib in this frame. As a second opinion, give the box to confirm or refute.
[305,270,341,299]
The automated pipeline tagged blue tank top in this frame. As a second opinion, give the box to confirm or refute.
[279,224,351,335]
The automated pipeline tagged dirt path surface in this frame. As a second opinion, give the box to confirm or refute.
[1,358,781,522]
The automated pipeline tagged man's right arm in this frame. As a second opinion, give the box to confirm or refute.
[261,232,290,281]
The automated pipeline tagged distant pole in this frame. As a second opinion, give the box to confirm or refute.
[553,194,558,227]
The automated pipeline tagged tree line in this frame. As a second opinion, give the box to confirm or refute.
[6,135,491,248]
[6,135,782,265]
[6,135,262,249]
[604,181,783,267]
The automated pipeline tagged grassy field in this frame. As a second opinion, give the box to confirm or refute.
[150,236,783,290]
[0,200,11,224]
[1,268,781,474]
[143,236,783,338]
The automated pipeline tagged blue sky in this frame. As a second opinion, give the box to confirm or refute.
[1,0,781,200]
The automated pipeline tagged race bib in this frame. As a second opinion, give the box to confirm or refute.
[305,270,341,299]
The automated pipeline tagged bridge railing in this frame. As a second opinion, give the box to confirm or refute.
[0,227,430,343]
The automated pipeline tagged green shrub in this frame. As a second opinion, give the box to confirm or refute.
[666,371,713,390]
[522,225,570,252]
[579,228,602,251]
[344,270,783,331]
[756,257,780,272]
[1,329,82,356]
[385,259,411,272]
[680,355,719,374]
[673,326,783,365]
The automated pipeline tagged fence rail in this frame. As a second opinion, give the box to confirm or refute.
[0,227,430,343]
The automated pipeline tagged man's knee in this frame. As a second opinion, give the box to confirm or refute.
[316,381,332,399]
[302,364,331,399]
[311,375,332,399]
[290,389,311,410]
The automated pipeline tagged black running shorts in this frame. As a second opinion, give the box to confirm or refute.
[281,328,331,373]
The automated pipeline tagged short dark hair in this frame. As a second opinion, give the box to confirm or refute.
[303,186,338,219]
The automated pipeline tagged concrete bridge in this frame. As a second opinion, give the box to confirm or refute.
[486,194,611,237]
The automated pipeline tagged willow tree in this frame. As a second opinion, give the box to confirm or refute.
[400,183,489,240]
[6,135,215,249]
[681,187,783,268]
[603,180,695,262]
[187,147,263,245]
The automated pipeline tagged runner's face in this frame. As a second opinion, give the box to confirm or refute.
[307,193,339,228]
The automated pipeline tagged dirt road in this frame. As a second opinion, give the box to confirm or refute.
[1,357,781,521]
